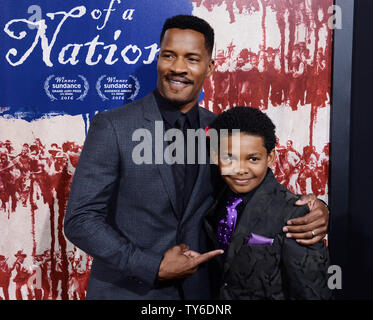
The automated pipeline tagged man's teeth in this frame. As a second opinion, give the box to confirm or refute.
[169,79,188,84]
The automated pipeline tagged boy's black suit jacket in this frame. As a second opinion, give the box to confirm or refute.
[204,170,332,300]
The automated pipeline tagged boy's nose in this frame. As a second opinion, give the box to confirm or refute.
[233,164,249,175]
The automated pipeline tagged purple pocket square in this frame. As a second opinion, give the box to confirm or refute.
[245,233,274,246]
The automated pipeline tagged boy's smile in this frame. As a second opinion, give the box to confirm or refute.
[218,133,275,194]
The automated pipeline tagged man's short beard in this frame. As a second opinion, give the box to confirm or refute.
[167,97,195,108]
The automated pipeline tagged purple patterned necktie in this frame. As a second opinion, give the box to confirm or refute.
[217,196,242,250]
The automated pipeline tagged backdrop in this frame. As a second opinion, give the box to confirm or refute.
[0,0,333,300]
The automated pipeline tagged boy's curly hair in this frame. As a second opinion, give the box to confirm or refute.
[210,106,276,154]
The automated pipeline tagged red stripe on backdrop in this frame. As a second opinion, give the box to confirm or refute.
[0,0,332,299]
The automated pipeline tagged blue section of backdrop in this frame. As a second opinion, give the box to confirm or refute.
[0,0,193,121]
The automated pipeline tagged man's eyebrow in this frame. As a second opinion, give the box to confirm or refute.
[186,52,202,57]
[160,49,175,54]
[160,49,202,56]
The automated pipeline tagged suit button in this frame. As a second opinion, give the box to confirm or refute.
[224,282,228,287]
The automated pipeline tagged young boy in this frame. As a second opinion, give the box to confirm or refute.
[204,107,332,300]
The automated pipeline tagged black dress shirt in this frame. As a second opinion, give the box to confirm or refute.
[213,187,258,233]
[212,186,259,261]
[153,89,200,217]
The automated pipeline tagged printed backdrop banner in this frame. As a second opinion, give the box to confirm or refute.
[0,0,332,300]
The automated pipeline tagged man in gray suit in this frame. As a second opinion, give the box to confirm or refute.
[64,15,329,300]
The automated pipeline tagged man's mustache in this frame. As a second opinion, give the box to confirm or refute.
[165,74,194,84]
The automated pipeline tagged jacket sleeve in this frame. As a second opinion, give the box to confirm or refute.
[64,112,163,287]
[281,233,332,299]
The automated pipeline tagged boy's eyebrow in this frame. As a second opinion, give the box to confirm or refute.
[246,152,263,157]
[226,152,262,156]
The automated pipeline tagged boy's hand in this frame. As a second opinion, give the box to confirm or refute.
[282,194,329,245]
[158,244,223,281]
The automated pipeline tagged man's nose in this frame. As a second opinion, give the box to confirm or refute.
[171,57,188,74]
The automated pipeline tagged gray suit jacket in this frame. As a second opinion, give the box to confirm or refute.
[64,92,217,300]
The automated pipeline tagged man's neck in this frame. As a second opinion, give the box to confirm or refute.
[155,89,198,113]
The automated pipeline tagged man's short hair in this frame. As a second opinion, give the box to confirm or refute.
[210,107,277,154]
[160,15,214,56]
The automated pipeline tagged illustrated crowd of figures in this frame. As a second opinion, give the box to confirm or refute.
[0,248,92,300]
[0,137,328,213]
[194,0,332,115]
[0,0,332,301]
[0,137,329,300]
[0,139,87,300]
[0,136,329,300]
[274,139,329,197]
[0,139,81,215]
[191,0,333,33]
[203,43,330,115]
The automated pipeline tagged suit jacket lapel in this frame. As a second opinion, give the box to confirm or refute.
[142,93,178,217]
[204,185,228,269]
[181,107,215,224]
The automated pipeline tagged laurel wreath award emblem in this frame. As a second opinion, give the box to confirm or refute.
[44,75,57,101]
[76,75,89,101]
[96,75,109,101]
[45,75,89,101]
[96,75,140,102]
[128,75,140,101]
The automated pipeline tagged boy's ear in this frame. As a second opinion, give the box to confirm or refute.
[267,149,276,167]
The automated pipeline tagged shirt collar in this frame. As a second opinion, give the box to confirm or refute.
[153,89,199,128]
[227,188,257,207]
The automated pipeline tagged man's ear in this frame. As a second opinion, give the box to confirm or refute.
[207,59,215,77]
[267,149,276,167]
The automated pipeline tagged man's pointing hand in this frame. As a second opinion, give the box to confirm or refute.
[158,244,223,281]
